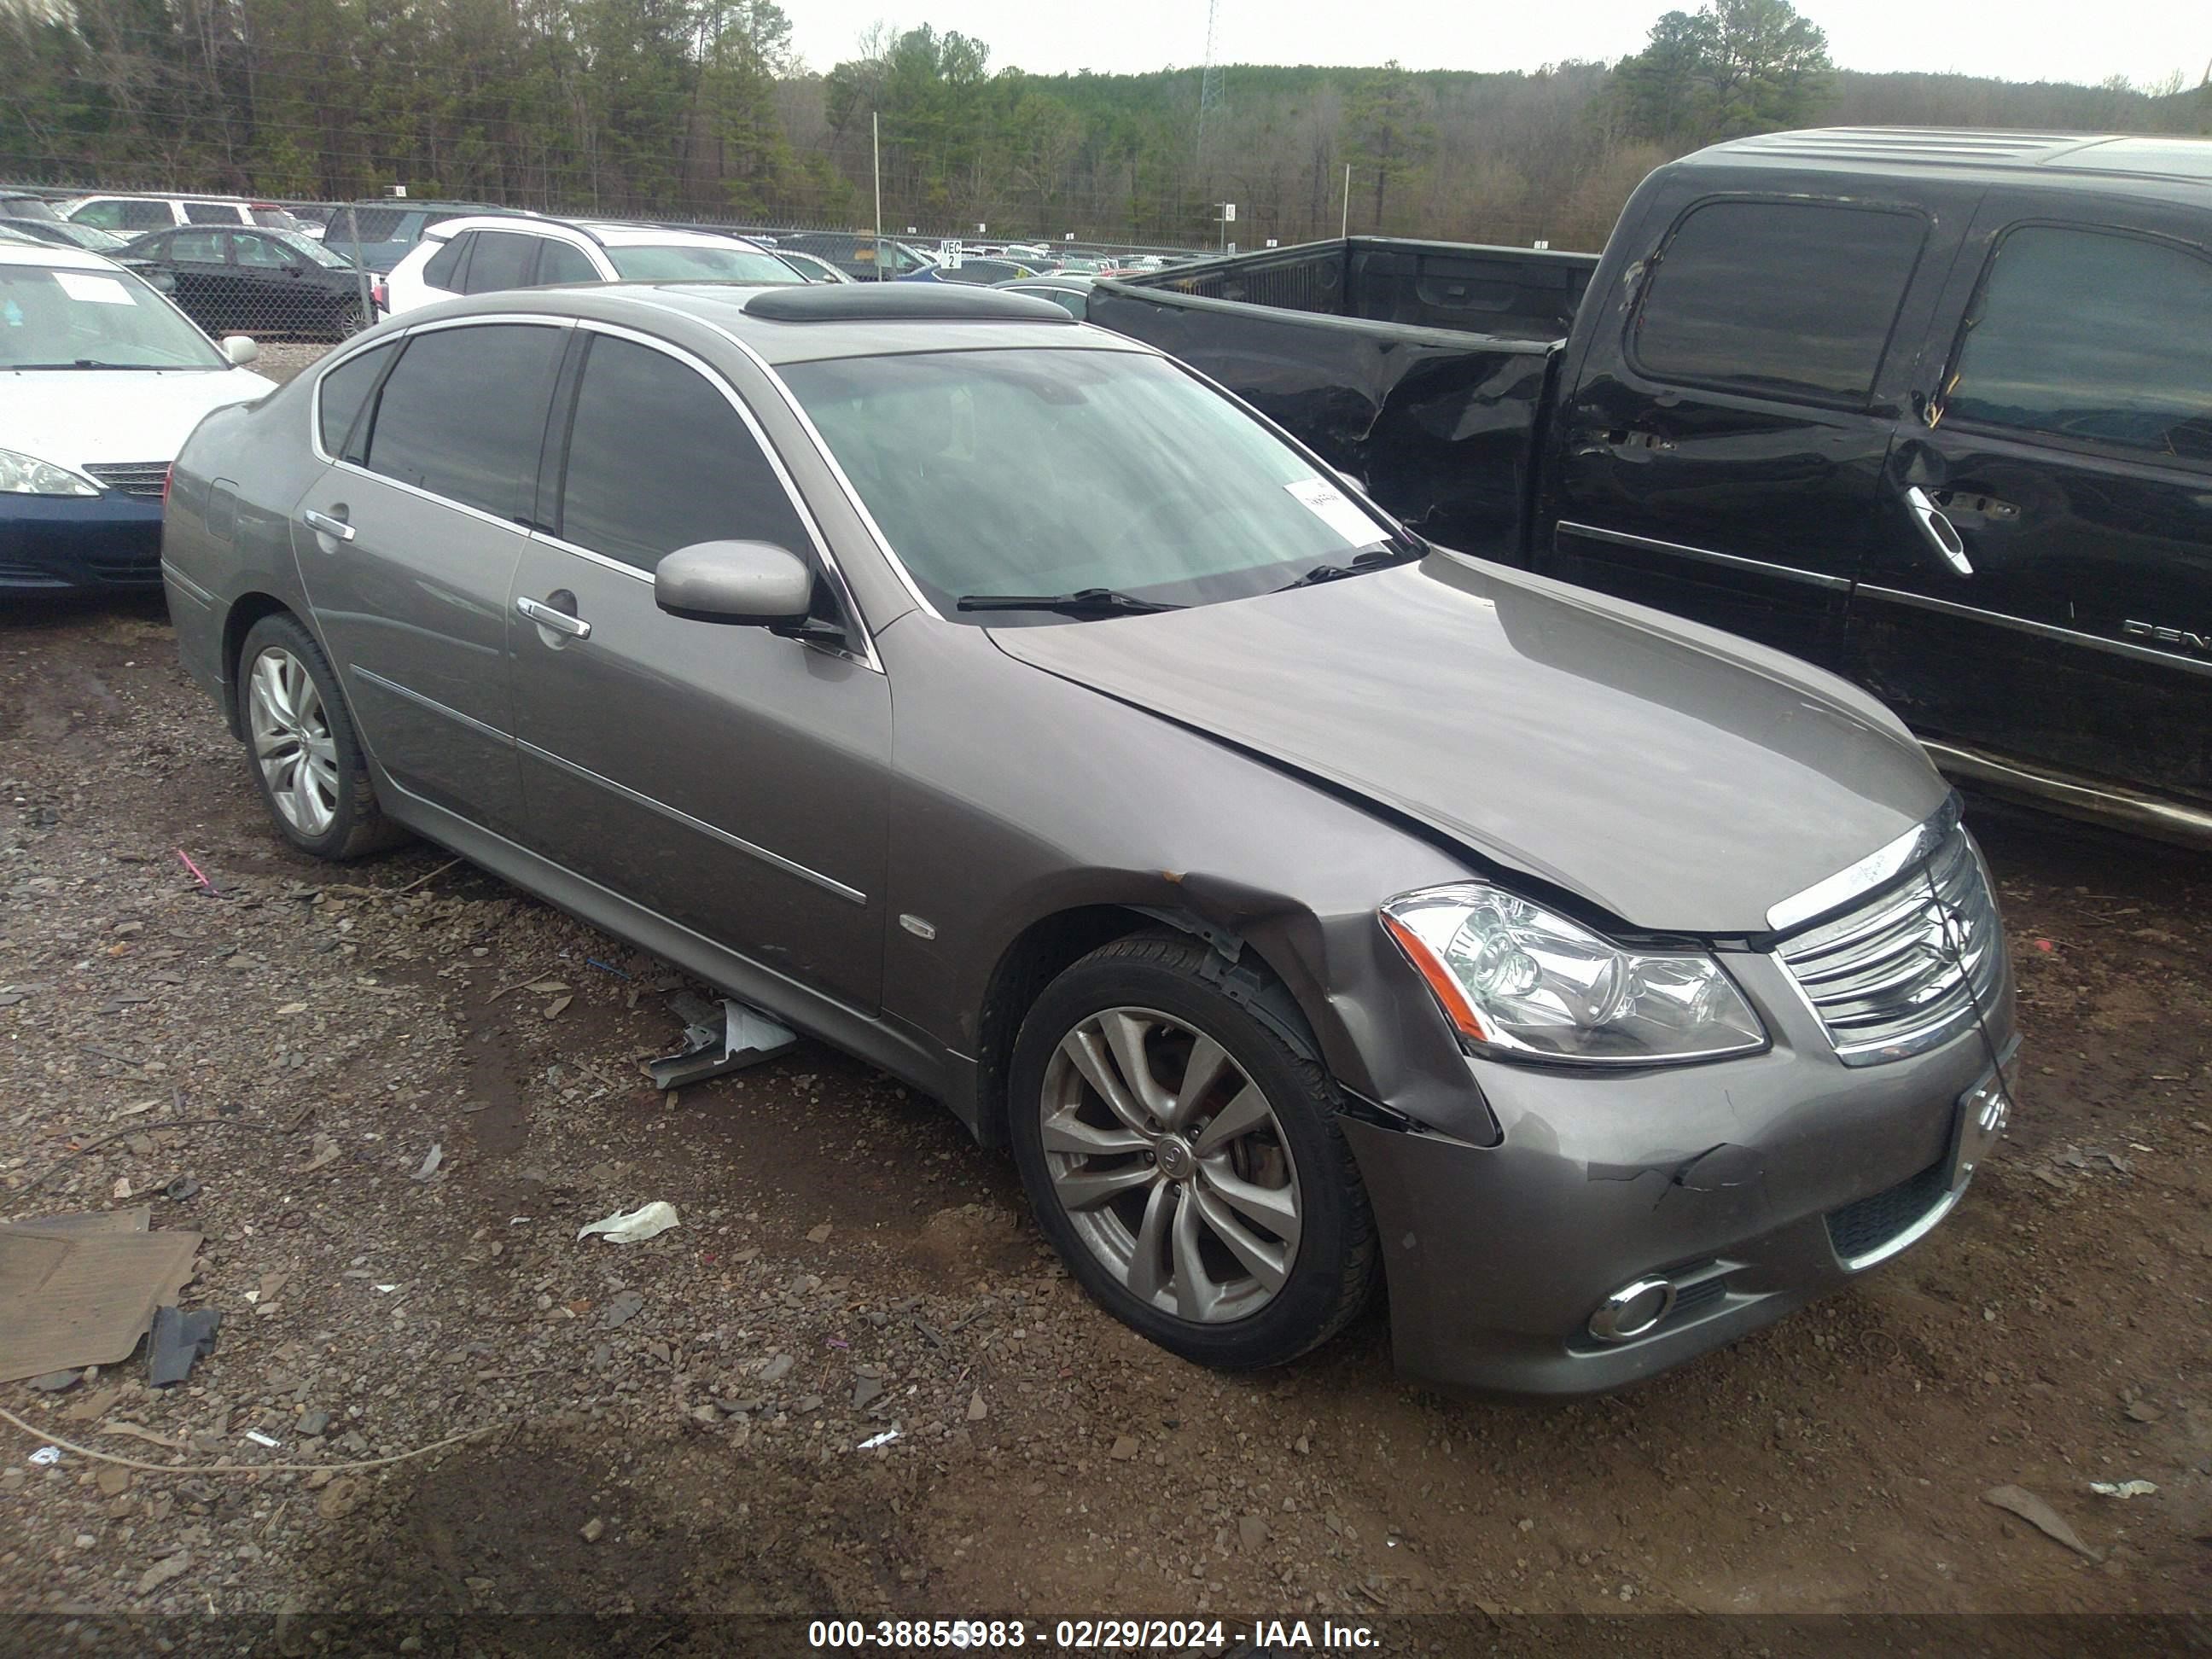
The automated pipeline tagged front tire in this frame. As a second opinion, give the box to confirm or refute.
[1008,934,1377,1370]
[238,613,405,860]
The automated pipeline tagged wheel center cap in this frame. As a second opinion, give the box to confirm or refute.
[1155,1135,1195,1181]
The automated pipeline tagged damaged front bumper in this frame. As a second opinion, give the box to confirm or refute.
[1342,951,2017,1396]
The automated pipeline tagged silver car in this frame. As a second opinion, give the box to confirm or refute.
[162,282,2017,1394]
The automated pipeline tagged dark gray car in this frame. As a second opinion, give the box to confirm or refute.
[161,282,2017,1394]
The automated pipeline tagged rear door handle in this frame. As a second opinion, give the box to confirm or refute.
[1903,486,1973,576]
[517,593,591,641]
[300,507,353,543]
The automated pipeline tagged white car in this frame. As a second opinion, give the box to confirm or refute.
[382,217,804,314]
[66,194,305,236]
[0,242,271,591]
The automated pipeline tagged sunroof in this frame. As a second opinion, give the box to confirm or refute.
[741,285,1074,323]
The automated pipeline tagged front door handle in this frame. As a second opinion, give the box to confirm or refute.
[1902,486,1973,576]
[300,507,353,543]
[517,593,591,641]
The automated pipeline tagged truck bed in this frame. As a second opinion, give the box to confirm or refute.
[1091,238,1599,556]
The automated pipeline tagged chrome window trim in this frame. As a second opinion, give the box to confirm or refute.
[515,736,866,905]
[349,664,516,748]
[1553,520,1854,592]
[327,454,541,540]
[308,312,571,468]
[1766,794,1962,934]
[1854,582,2212,680]
[558,317,882,673]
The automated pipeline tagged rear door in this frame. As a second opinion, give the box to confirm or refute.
[1856,203,2212,806]
[1547,195,1940,669]
[507,324,889,1011]
[291,318,568,838]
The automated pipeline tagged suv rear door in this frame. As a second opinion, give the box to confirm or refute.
[1547,195,1947,671]
[1858,198,2212,810]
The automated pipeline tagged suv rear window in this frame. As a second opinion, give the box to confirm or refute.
[1633,200,1926,406]
[329,208,425,244]
[183,201,243,224]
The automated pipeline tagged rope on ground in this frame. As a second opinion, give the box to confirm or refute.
[0,1405,503,1476]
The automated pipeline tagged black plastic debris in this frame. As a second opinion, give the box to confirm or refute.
[147,1306,221,1387]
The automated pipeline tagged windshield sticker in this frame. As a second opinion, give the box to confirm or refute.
[54,271,137,306]
[1285,477,1384,547]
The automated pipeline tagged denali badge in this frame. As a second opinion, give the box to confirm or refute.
[2123,619,2212,655]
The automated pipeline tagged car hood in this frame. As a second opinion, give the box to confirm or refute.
[986,551,1946,935]
[0,366,273,469]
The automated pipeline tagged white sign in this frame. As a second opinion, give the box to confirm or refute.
[1063,232,1075,241]
[937,239,963,270]
[1221,202,1237,223]
[1284,477,1385,548]
[55,271,136,306]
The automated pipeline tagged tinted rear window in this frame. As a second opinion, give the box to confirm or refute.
[317,343,394,460]
[464,231,538,293]
[1633,200,1926,405]
[363,323,563,519]
[329,207,425,244]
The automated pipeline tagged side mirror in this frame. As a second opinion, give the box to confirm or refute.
[655,540,814,627]
[220,335,259,366]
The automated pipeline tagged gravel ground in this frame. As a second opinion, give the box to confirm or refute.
[1,597,2207,1633]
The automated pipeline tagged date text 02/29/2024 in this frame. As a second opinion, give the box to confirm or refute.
[806,1618,1381,1650]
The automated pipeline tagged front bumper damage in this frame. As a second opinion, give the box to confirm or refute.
[1342,950,2017,1395]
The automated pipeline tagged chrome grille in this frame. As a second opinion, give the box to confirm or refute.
[1776,828,2005,1065]
[83,462,168,498]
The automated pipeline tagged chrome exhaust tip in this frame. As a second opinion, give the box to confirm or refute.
[1588,1276,1677,1343]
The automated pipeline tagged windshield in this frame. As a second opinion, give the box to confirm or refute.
[604,244,802,282]
[267,229,353,268]
[0,261,224,370]
[782,348,1394,621]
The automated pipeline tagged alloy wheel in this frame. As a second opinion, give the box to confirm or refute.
[1039,1006,1302,1324]
[247,646,340,836]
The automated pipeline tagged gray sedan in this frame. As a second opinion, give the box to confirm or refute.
[162,282,2017,1394]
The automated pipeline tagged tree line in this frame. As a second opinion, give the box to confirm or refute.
[2,0,2205,252]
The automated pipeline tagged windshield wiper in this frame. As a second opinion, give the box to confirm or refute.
[5,360,157,371]
[957,588,1185,618]
[1276,544,1425,591]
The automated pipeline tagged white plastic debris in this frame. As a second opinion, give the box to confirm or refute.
[411,1144,444,1182]
[2089,1480,2159,1499]
[242,1429,279,1448]
[858,1429,901,1451]
[29,1446,61,1466]
[577,1201,680,1244]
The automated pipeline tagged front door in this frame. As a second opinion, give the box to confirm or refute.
[508,325,889,1012]
[157,228,235,333]
[290,319,568,839]
[1855,207,2212,806]
[1547,195,1941,672]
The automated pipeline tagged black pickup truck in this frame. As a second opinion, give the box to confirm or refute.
[1092,127,2212,846]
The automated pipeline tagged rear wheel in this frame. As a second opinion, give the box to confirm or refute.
[238,613,406,860]
[1008,934,1377,1369]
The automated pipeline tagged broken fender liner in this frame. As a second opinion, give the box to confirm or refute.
[648,992,798,1091]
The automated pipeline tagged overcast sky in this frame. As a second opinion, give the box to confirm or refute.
[785,1,2209,90]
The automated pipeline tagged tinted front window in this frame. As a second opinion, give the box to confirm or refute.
[1633,201,1926,405]
[363,323,563,518]
[230,231,297,268]
[166,229,228,263]
[463,231,538,293]
[602,244,801,282]
[317,343,393,459]
[783,348,1392,620]
[1946,226,2212,463]
[556,335,806,571]
[537,241,597,285]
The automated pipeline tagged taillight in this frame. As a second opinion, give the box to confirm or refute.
[371,280,387,311]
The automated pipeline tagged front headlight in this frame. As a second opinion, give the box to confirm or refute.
[1380,883,1767,1065]
[0,448,100,497]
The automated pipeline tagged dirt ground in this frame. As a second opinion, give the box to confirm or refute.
[0,596,2207,1639]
